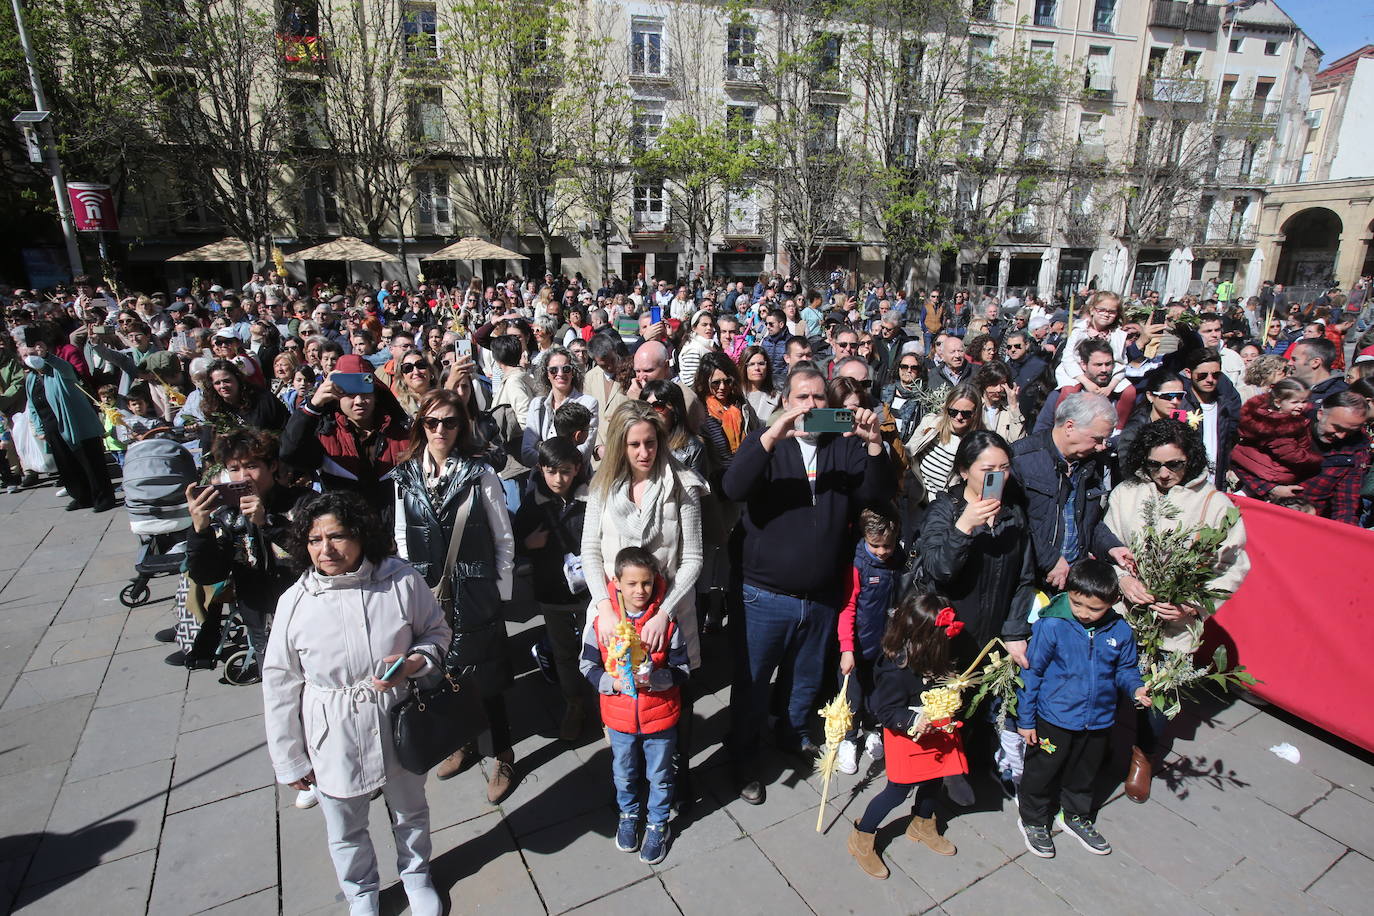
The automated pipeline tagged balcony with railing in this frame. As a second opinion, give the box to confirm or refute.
[631,210,669,235]
[1083,70,1116,100]
[723,54,761,85]
[1217,97,1280,127]
[1138,75,1208,104]
[1148,1,1221,32]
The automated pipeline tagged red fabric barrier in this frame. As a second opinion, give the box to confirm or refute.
[1207,495,1374,753]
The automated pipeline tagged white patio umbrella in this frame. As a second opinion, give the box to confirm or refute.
[1242,247,1265,299]
[1037,248,1060,300]
[1164,247,1192,302]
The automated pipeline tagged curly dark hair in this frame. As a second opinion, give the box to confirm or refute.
[287,491,394,573]
[964,333,997,364]
[1122,418,1209,484]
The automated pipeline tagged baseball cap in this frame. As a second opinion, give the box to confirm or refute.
[213,328,239,341]
[174,287,190,298]
[334,354,372,375]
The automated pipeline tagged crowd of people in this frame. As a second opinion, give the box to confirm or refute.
[2,266,1370,912]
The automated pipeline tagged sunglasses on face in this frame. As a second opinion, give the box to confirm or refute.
[834,341,856,350]
[947,407,975,420]
[422,416,461,431]
[1152,390,1186,401]
[1143,458,1187,474]
[709,377,733,389]
[899,363,920,371]
[547,365,573,376]
[400,362,429,374]
[647,401,672,413]
[1192,371,1220,381]
[1006,343,1025,350]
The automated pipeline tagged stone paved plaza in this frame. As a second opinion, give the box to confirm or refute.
[1,482,1372,915]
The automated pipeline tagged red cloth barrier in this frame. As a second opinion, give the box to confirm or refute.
[1207,495,1374,752]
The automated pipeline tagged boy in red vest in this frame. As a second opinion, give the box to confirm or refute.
[579,547,689,865]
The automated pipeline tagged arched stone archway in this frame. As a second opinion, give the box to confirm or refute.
[1275,207,1343,289]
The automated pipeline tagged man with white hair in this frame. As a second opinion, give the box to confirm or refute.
[1011,392,1133,592]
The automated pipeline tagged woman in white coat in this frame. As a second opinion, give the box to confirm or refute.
[263,491,451,916]
[582,400,705,802]
[1105,417,1249,805]
[520,345,599,467]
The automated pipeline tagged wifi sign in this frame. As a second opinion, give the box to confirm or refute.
[67,182,119,232]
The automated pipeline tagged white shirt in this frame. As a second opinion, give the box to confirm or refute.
[1198,400,1219,469]
[796,436,819,503]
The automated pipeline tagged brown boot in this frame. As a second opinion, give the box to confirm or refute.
[559,698,585,742]
[486,750,516,803]
[1124,745,1152,803]
[847,821,889,879]
[906,814,957,855]
[435,743,476,781]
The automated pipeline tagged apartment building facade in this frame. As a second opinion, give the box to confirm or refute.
[106,0,1320,300]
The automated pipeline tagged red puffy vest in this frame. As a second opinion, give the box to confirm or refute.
[594,580,681,735]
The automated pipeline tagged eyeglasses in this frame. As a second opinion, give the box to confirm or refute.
[946,407,975,420]
[898,363,920,371]
[647,401,671,413]
[1192,370,1220,381]
[1005,343,1025,351]
[1143,459,1187,474]
[834,341,856,350]
[422,416,461,431]
[1152,390,1186,401]
[400,362,429,374]
[709,377,733,389]
[547,365,573,376]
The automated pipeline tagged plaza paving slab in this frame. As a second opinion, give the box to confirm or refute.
[1,481,1373,914]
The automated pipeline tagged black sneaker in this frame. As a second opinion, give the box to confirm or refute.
[154,628,178,644]
[1019,819,1056,858]
[529,639,557,685]
[1057,812,1111,855]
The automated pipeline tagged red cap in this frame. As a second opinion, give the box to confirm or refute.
[334,354,372,374]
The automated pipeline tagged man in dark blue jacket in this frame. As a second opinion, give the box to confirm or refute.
[1011,392,1132,592]
[722,367,891,805]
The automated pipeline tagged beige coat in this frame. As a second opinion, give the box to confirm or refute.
[903,411,958,507]
[263,557,451,798]
[1104,473,1250,653]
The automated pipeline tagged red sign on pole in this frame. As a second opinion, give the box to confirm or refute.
[67,182,119,232]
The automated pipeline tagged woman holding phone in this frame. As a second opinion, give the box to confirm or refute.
[263,491,450,916]
[916,429,1036,804]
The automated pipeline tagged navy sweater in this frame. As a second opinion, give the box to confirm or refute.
[722,428,891,599]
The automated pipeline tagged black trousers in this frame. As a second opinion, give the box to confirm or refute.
[49,435,114,507]
[476,693,512,759]
[1017,717,1110,828]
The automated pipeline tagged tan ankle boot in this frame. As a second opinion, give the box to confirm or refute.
[847,821,889,879]
[1125,746,1153,803]
[486,750,516,803]
[435,743,475,780]
[906,814,956,855]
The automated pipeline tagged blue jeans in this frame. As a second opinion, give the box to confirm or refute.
[607,726,676,825]
[728,583,837,760]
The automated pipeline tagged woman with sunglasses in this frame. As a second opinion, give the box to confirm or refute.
[1117,369,1188,460]
[640,380,706,477]
[521,345,599,468]
[902,383,984,537]
[1105,418,1249,804]
[392,389,519,803]
[394,353,437,418]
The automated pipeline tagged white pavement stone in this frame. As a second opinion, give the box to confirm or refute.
[13,848,156,915]
[147,787,277,915]
[66,693,182,783]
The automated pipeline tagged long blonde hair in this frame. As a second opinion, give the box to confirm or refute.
[934,382,984,444]
[592,400,675,500]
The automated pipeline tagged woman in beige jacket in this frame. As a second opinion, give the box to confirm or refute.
[1105,417,1250,805]
[263,491,451,916]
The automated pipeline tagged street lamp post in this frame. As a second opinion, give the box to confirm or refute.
[9,0,84,277]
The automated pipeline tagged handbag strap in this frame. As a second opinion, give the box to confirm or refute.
[434,488,478,600]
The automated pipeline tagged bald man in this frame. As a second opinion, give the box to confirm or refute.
[630,341,705,433]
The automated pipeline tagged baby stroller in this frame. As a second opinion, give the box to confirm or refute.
[119,436,199,608]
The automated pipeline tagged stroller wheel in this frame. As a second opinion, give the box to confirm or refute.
[119,581,151,608]
[222,649,261,686]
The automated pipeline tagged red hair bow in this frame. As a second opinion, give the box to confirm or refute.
[934,607,962,638]
[944,621,965,638]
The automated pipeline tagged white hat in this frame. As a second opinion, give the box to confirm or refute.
[213,328,239,341]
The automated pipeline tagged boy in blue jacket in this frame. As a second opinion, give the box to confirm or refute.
[1015,558,1149,859]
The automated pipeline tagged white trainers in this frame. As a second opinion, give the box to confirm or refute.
[294,787,319,809]
[836,738,859,775]
[864,730,885,761]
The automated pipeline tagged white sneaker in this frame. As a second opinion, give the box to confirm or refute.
[56,487,68,498]
[294,787,319,809]
[864,730,885,761]
[836,738,859,775]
